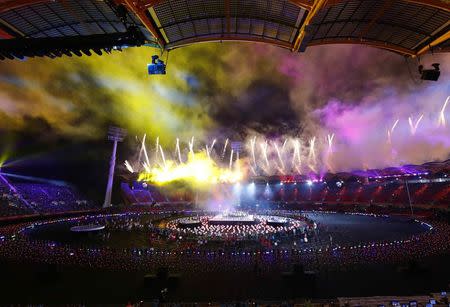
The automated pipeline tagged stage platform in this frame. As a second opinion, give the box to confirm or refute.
[70,225,105,232]
[209,213,257,225]
[177,218,202,228]
[266,216,288,227]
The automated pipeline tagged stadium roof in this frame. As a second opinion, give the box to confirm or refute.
[0,0,448,59]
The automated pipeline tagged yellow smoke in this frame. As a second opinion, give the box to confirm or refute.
[138,151,243,187]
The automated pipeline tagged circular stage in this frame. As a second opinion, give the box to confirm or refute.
[70,224,105,232]
[177,217,202,228]
[209,211,257,225]
[166,211,307,240]
[2,206,445,302]
[20,211,432,249]
[0,209,447,302]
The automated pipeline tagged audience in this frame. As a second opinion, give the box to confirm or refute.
[0,179,96,217]
[0,210,448,275]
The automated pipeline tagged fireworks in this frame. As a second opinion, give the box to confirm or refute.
[229,149,234,169]
[327,133,334,153]
[124,160,134,173]
[222,138,229,158]
[387,119,399,144]
[261,140,270,171]
[408,114,423,135]
[127,101,449,183]
[438,96,449,127]
[176,138,182,164]
[250,136,257,168]
[292,139,301,173]
[206,139,216,159]
[132,137,243,186]
[274,141,285,174]
[138,151,243,186]
[325,134,335,172]
[307,137,317,172]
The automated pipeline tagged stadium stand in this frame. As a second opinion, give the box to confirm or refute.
[121,160,450,210]
[0,175,95,218]
[13,183,93,213]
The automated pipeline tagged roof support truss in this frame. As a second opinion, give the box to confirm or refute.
[0,0,447,56]
[289,0,314,10]
[292,0,327,51]
[307,38,416,55]
[415,29,450,56]
[0,27,13,38]
[322,0,449,12]
[358,0,393,39]
[120,0,166,48]
[165,35,293,50]
[0,0,49,14]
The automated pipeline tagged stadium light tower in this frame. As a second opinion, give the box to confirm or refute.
[103,126,126,208]
[404,178,414,217]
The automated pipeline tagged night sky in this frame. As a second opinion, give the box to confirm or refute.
[0,43,448,202]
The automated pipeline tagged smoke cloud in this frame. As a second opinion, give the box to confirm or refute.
[0,43,448,173]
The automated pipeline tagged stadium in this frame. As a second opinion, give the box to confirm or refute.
[0,0,449,305]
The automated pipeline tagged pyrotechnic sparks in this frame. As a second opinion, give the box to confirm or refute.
[155,136,160,164]
[136,137,243,186]
[176,138,182,164]
[138,151,243,186]
[292,139,301,173]
[438,96,449,127]
[325,133,335,172]
[282,139,288,151]
[327,133,335,152]
[0,42,448,182]
[250,136,257,168]
[408,114,424,135]
[124,160,134,173]
[189,136,195,155]
[261,140,270,170]
[129,96,450,184]
[308,137,316,172]
[387,119,399,144]
[159,145,167,168]
[274,141,285,174]
[222,138,229,158]
[391,119,399,133]
[142,134,151,167]
[229,149,234,169]
[206,139,217,159]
